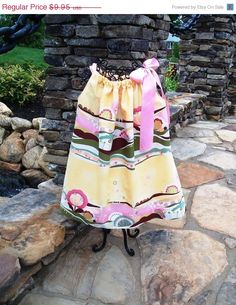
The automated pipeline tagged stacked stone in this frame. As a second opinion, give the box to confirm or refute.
[42,14,171,177]
[178,15,235,120]
[0,102,53,190]
[228,28,236,115]
[0,181,84,304]
[166,92,206,136]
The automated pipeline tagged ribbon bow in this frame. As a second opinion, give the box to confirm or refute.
[130,58,170,152]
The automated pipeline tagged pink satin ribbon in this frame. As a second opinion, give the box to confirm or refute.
[130,58,170,152]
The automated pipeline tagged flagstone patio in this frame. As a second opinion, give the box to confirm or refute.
[1,116,236,305]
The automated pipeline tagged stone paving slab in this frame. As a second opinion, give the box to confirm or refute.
[6,219,65,265]
[215,130,236,142]
[37,231,106,300]
[0,185,83,303]
[189,121,227,130]
[138,230,227,305]
[31,229,141,305]
[177,162,224,188]
[0,253,20,289]
[0,262,42,304]
[191,183,236,238]
[0,196,8,204]
[5,116,236,305]
[222,124,236,131]
[18,293,87,305]
[91,246,135,304]
[198,150,236,171]
[171,138,207,160]
[195,136,223,144]
[213,141,235,153]
[38,179,63,200]
[223,117,236,124]
[19,228,228,305]
[0,188,58,222]
[176,127,215,138]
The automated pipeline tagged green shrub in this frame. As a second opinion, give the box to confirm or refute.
[0,15,18,46]
[172,42,180,60]
[0,14,18,26]
[164,75,179,91]
[18,20,45,49]
[167,42,180,63]
[169,15,182,27]
[0,63,45,105]
[164,63,179,91]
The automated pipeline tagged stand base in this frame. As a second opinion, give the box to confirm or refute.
[92,228,140,256]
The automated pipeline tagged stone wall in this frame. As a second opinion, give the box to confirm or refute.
[42,14,171,177]
[178,15,236,120]
[167,92,206,133]
[0,181,84,304]
[228,22,236,115]
[0,102,53,192]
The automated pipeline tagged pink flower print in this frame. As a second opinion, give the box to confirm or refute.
[119,129,128,138]
[119,127,133,141]
[134,106,141,114]
[66,189,88,211]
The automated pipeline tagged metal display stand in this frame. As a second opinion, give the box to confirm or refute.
[92,228,140,256]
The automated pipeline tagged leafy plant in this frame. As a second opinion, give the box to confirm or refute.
[0,15,18,46]
[164,63,179,91]
[18,20,45,49]
[0,14,18,26]
[0,63,45,105]
[164,76,179,91]
[167,42,180,63]
[169,15,182,27]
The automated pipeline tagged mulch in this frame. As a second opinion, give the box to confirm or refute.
[5,98,45,121]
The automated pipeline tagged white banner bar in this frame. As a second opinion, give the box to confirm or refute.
[0,0,235,14]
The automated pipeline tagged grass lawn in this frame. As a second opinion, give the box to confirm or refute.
[0,46,48,69]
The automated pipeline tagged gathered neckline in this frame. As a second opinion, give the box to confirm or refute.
[90,69,136,87]
[89,62,135,85]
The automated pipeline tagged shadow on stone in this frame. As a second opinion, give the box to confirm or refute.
[0,169,27,197]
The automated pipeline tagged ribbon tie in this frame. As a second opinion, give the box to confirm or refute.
[130,58,170,152]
